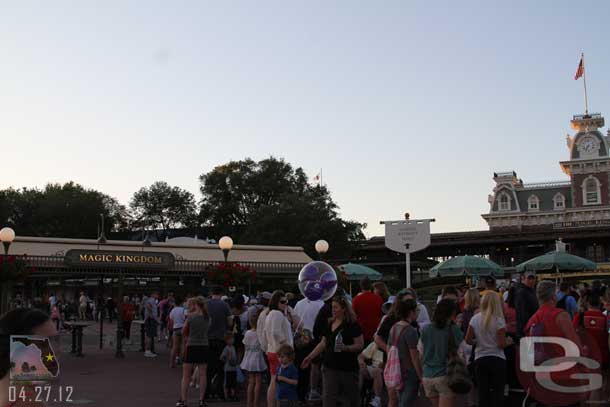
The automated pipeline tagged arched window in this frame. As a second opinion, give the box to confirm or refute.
[553,193,565,210]
[528,195,540,211]
[498,192,511,211]
[583,176,601,205]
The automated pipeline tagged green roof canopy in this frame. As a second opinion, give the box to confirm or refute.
[429,255,504,278]
[515,251,596,273]
[339,263,383,281]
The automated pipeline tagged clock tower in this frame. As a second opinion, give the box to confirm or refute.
[560,113,610,207]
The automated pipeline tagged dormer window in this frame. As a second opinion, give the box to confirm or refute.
[583,176,601,205]
[553,193,565,210]
[528,195,540,212]
[498,192,511,211]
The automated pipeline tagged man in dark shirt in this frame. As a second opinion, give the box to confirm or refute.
[206,287,233,400]
[515,271,538,339]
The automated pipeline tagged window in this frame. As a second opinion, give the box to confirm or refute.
[553,193,565,210]
[528,195,539,211]
[583,176,601,205]
[498,193,510,211]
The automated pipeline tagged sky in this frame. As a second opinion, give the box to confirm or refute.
[2,1,610,238]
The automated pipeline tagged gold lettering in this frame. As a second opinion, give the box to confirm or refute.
[80,254,87,262]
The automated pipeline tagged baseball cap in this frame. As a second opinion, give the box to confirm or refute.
[382,296,396,314]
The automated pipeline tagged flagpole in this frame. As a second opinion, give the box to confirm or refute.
[582,52,589,115]
[320,168,323,187]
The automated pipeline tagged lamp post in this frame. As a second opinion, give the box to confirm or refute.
[315,239,329,260]
[219,236,233,262]
[0,227,16,314]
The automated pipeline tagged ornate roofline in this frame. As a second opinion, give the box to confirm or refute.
[520,181,571,190]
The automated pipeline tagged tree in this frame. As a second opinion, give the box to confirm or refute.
[130,181,197,240]
[0,182,129,238]
[199,157,365,258]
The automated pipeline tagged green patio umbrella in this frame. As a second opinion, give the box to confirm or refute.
[429,255,504,278]
[339,263,383,281]
[515,251,596,273]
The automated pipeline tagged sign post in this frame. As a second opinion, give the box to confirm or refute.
[381,214,434,288]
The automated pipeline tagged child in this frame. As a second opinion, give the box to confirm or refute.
[241,314,267,407]
[276,344,299,407]
[220,332,238,401]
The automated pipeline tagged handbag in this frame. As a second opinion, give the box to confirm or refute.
[446,323,472,394]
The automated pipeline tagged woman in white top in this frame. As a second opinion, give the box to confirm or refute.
[465,291,512,407]
[263,290,293,407]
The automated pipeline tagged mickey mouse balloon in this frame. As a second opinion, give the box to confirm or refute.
[298,261,338,301]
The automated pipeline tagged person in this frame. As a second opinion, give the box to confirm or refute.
[302,295,364,407]
[241,314,267,407]
[263,290,294,407]
[524,281,584,406]
[159,293,173,341]
[220,331,238,401]
[460,288,480,334]
[0,308,59,407]
[479,276,501,298]
[177,296,211,407]
[78,291,88,320]
[391,299,422,407]
[358,341,384,407]
[352,277,383,345]
[503,285,519,400]
[170,297,187,368]
[439,286,459,302]
[206,287,233,400]
[231,295,247,361]
[96,295,105,322]
[557,282,579,319]
[51,300,61,331]
[121,295,135,344]
[106,296,116,323]
[294,294,325,338]
[144,291,160,357]
[276,344,299,407]
[515,271,538,339]
[572,292,608,369]
[402,288,431,328]
[373,282,391,303]
[420,299,463,407]
[465,292,510,407]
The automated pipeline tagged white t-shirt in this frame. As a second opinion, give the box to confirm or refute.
[170,306,187,329]
[294,298,324,336]
[469,313,506,360]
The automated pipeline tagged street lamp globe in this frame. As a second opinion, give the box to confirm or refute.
[219,236,234,251]
[0,227,15,243]
[315,240,329,255]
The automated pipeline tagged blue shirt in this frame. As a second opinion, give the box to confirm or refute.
[556,292,578,319]
[276,363,298,401]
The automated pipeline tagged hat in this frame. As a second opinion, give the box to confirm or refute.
[524,270,536,278]
[382,296,396,314]
[261,291,272,300]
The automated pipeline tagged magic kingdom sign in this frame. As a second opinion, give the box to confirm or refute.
[65,249,175,269]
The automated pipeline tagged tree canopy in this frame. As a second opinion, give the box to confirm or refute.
[0,182,128,238]
[199,157,365,257]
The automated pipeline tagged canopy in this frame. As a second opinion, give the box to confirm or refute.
[429,255,504,278]
[339,263,383,281]
[515,251,596,273]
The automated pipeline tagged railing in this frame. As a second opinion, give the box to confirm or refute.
[521,181,571,189]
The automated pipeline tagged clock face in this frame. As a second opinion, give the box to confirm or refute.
[580,136,597,154]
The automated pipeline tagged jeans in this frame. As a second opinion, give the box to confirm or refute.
[475,356,506,407]
[322,367,359,407]
[399,369,420,407]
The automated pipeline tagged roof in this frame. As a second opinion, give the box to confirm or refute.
[10,236,312,264]
[515,186,572,212]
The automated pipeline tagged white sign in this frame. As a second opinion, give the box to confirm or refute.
[383,220,431,253]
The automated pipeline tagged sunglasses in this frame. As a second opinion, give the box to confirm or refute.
[526,275,536,280]
[279,299,288,304]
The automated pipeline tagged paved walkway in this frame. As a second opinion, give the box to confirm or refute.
[54,321,443,407]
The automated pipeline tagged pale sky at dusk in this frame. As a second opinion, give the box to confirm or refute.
[3,1,610,238]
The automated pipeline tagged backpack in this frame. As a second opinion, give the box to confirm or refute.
[383,322,408,390]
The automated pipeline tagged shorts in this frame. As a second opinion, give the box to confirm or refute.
[267,352,280,376]
[145,319,158,338]
[185,346,210,364]
[366,365,382,377]
[225,371,237,388]
[422,375,453,398]
[173,328,183,337]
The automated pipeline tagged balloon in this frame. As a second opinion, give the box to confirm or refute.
[298,261,337,301]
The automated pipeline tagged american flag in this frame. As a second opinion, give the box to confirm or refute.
[574,56,584,80]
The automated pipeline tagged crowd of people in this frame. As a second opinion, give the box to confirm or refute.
[5,273,610,407]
